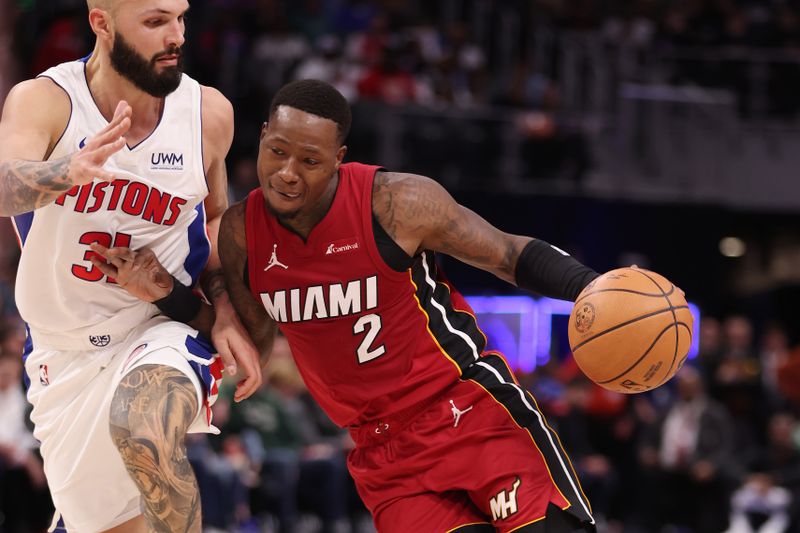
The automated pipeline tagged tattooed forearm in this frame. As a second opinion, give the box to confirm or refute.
[109,365,201,533]
[0,156,73,216]
[200,268,227,303]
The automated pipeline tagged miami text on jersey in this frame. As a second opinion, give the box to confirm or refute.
[259,275,378,323]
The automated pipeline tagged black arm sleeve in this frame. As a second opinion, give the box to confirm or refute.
[514,239,600,301]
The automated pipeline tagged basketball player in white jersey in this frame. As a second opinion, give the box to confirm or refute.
[0,1,262,531]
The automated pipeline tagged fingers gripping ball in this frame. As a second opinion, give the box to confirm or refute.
[568,267,693,393]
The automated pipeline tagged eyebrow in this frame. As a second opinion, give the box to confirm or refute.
[141,6,190,16]
[270,135,323,153]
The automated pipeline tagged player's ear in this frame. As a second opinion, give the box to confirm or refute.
[334,145,347,168]
[88,8,112,40]
[260,122,268,140]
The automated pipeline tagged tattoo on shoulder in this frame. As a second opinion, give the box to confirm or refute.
[0,156,73,214]
[372,172,443,241]
[109,365,201,532]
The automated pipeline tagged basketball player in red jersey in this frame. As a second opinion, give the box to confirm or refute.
[96,79,601,532]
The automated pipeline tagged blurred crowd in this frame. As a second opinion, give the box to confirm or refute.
[6,0,800,184]
[2,1,800,532]
[523,315,800,533]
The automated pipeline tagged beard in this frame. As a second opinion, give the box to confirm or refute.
[109,32,183,97]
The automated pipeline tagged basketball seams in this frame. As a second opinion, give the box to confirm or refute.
[571,305,690,352]
[574,285,675,306]
[633,269,683,386]
[595,323,677,384]
[654,321,693,387]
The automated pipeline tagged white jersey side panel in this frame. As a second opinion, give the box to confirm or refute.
[12,59,210,349]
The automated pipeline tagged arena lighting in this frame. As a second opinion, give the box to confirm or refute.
[719,236,746,257]
[465,296,701,372]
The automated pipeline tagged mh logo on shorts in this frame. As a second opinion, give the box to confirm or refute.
[39,365,49,386]
[490,477,521,521]
[89,335,111,347]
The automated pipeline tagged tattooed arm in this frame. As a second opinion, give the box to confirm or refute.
[219,201,277,366]
[0,79,131,216]
[109,365,202,533]
[372,171,531,284]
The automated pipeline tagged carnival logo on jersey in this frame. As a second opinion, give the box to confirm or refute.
[89,334,111,347]
[150,151,184,171]
[264,244,289,271]
[39,364,49,386]
[325,239,360,255]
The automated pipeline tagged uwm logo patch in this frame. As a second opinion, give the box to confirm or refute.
[150,151,185,171]
[490,477,521,521]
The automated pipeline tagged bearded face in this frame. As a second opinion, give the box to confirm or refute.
[109,31,183,97]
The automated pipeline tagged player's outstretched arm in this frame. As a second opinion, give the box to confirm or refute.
[200,86,263,402]
[0,79,131,216]
[372,171,598,301]
[219,202,277,369]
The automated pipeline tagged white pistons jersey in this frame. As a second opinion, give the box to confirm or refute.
[12,59,210,350]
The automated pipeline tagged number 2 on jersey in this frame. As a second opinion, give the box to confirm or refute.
[353,313,386,364]
[71,231,132,283]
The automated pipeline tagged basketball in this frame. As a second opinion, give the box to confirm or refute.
[568,267,693,394]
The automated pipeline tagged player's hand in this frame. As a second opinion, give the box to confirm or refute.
[68,101,131,185]
[89,243,173,302]
[211,299,262,402]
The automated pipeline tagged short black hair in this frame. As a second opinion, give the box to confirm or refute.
[269,79,352,145]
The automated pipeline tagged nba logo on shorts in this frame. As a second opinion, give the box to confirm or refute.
[39,365,49,386]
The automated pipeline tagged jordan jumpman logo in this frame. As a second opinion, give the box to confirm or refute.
[450,399,473,427]
[264,244,289,271]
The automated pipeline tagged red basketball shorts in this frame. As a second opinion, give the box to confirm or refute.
[347,353,595,532]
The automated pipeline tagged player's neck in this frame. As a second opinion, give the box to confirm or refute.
[276,172,340,241]
[85,52,164,135]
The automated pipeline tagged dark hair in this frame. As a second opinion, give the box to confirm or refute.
[269,80,352,145]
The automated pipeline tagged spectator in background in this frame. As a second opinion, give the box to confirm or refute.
[357,43,417,105]
[712,315,764,451]
[215,336,349,533]
[550,375,619,528]
[697,315,724,384]
[0,351,52,533]
[293,34,361,102]
[726,412,800,533]
[637,365,737,532]
[759,322,791,410]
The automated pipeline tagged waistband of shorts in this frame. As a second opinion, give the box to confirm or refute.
[348,385,453,446]
[29,325,137,351]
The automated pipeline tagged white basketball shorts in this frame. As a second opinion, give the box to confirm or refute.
[24,316,223,533]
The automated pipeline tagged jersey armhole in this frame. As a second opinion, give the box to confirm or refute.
[371,212,414,272]
[33,75,72,160]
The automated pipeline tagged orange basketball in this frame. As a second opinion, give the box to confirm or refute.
[568,267,693,394]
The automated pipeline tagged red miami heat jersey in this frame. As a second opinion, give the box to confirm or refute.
[246,162,488,427]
